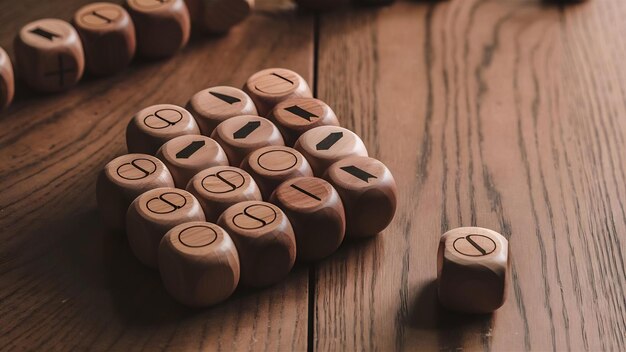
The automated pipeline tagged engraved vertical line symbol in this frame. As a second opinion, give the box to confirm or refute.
[290,184,321,201]
[209,91,241,105]
[340,165,377,183]
[29,27,61,41]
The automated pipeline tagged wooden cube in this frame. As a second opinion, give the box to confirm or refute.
[270,177,345,262]
[186,86,258,136]
[198,0,254,33]
[126,187,205,267]
[437,227,510,313]
[186,165,262,221]
[96,153,175,232]
[269,97,339,146]
[294,126,368,176]
[126,104,200,155]
[73,2,136,76]
[14,18,84,92]
[217,201,296,287]
[210,115,284,167]
[0,47,14,109]
[125,0,190,58]
[243,68,312,116]
[155,134,229,188]
[159,221,240,306]
[324,156,396,238]
[240,145,313,199]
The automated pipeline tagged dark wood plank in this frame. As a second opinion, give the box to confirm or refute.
[0,1,312,350]
[315,0,626,350]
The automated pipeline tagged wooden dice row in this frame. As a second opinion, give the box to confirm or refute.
[1,0,252,100]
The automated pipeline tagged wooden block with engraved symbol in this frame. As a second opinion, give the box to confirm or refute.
[217,201,296,287]
[269,97,340,146]
[323,156,396,238]
[125,0,190,58]
[240,145,313,199]
[155,134,229,188]
[14,18,84,92]
[0,47,14,109]
[270,177,345,262]
[186,86,258,136]
[210,115,284,167]
[96,153,175,232]
[243,68,312,116]
[294,126,368,176]
[126,104,200,155]
[73,2,136,76]
[159,221,240,306]
[126,187,205,267]
[186,165,262,222]
[437,227,510,314]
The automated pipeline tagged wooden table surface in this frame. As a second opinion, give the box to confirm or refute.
[1,0,625,350]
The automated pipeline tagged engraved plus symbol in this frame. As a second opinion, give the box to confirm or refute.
[45,55,75,87]
[29,27,61,41]
[143,109,183,129]
[285,105,318,122]
[146,192,187,214]
[116,158,157,180]
[201,170,245,194]
[453,234,497,257]
[316,132,343,151]
[233,204,277,230]
[340,165,377,183]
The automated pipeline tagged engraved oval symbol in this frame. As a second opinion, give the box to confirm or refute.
[257,149,298,172]
[201,170,246,194]
[178,225,218,248]
[116,158,157,180]
[146,192,187,214]
[143,108,183,129]
[453,234,497,257]
[232,204,277,230]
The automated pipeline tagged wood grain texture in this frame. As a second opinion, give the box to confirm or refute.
[0,0,312,350]
[314,0,626,351]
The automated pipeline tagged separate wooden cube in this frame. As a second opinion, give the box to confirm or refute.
[186,165,262,221]
[126,104,200,155]
[186,86,258,136]
[125,0,190,58]
[14,18,84,92]
[126,187,205,267]
[240,145,313,199]
[159,221,240,306]
[294,126,368,176]
[155,134,229,188]
[437,227,510,313]
[73,2,136,76]
[0,47,14,109]
[269,97,339,146]
[243,68,312,116]
[270,177,345,262]
[210,115,284,167]
[217,200,296,287]
[96,153,175,232]
[324,156,396,238]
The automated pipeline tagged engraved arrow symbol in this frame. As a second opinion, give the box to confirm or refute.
[315,132,343,150]
[340,165,377,183]
[176,140,205,159]
[210,91,241,105]
[284,105,318,122]
[29,27,61,41]
[233,121,261,139]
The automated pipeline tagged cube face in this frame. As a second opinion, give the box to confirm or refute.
[243,68,312,116]
[270,98,340,146]
[0,47,14,109]
[437,227,509,314]
[14,18,84,92]
[187,86,258,135]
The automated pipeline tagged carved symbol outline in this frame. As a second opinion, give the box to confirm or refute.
[146,191,187,214]
[232,204,277,230]
[116,158,157,180]
[340,165,377,183]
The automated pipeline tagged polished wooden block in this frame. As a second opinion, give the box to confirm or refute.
[125,0,190,58]
[0,47,14,109]
[243,68,312,116]
[437,227,510,314]
[126,104,200,154]
[270,177,345,262]
[155,134,229,188]
[241,145,313,199]
[210,115,284,167]
[186,165,262,222]
[217,200,296,287]
[73,2,136,76]
[159,221,240,307]
[198,0,254,33]
[294,126,368,176]
[96,153,175,232]
[269,97,340,146]
[14,18,84,92]
[186,86,258,136]
[127,187,205,267]
[324,156,396,238]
